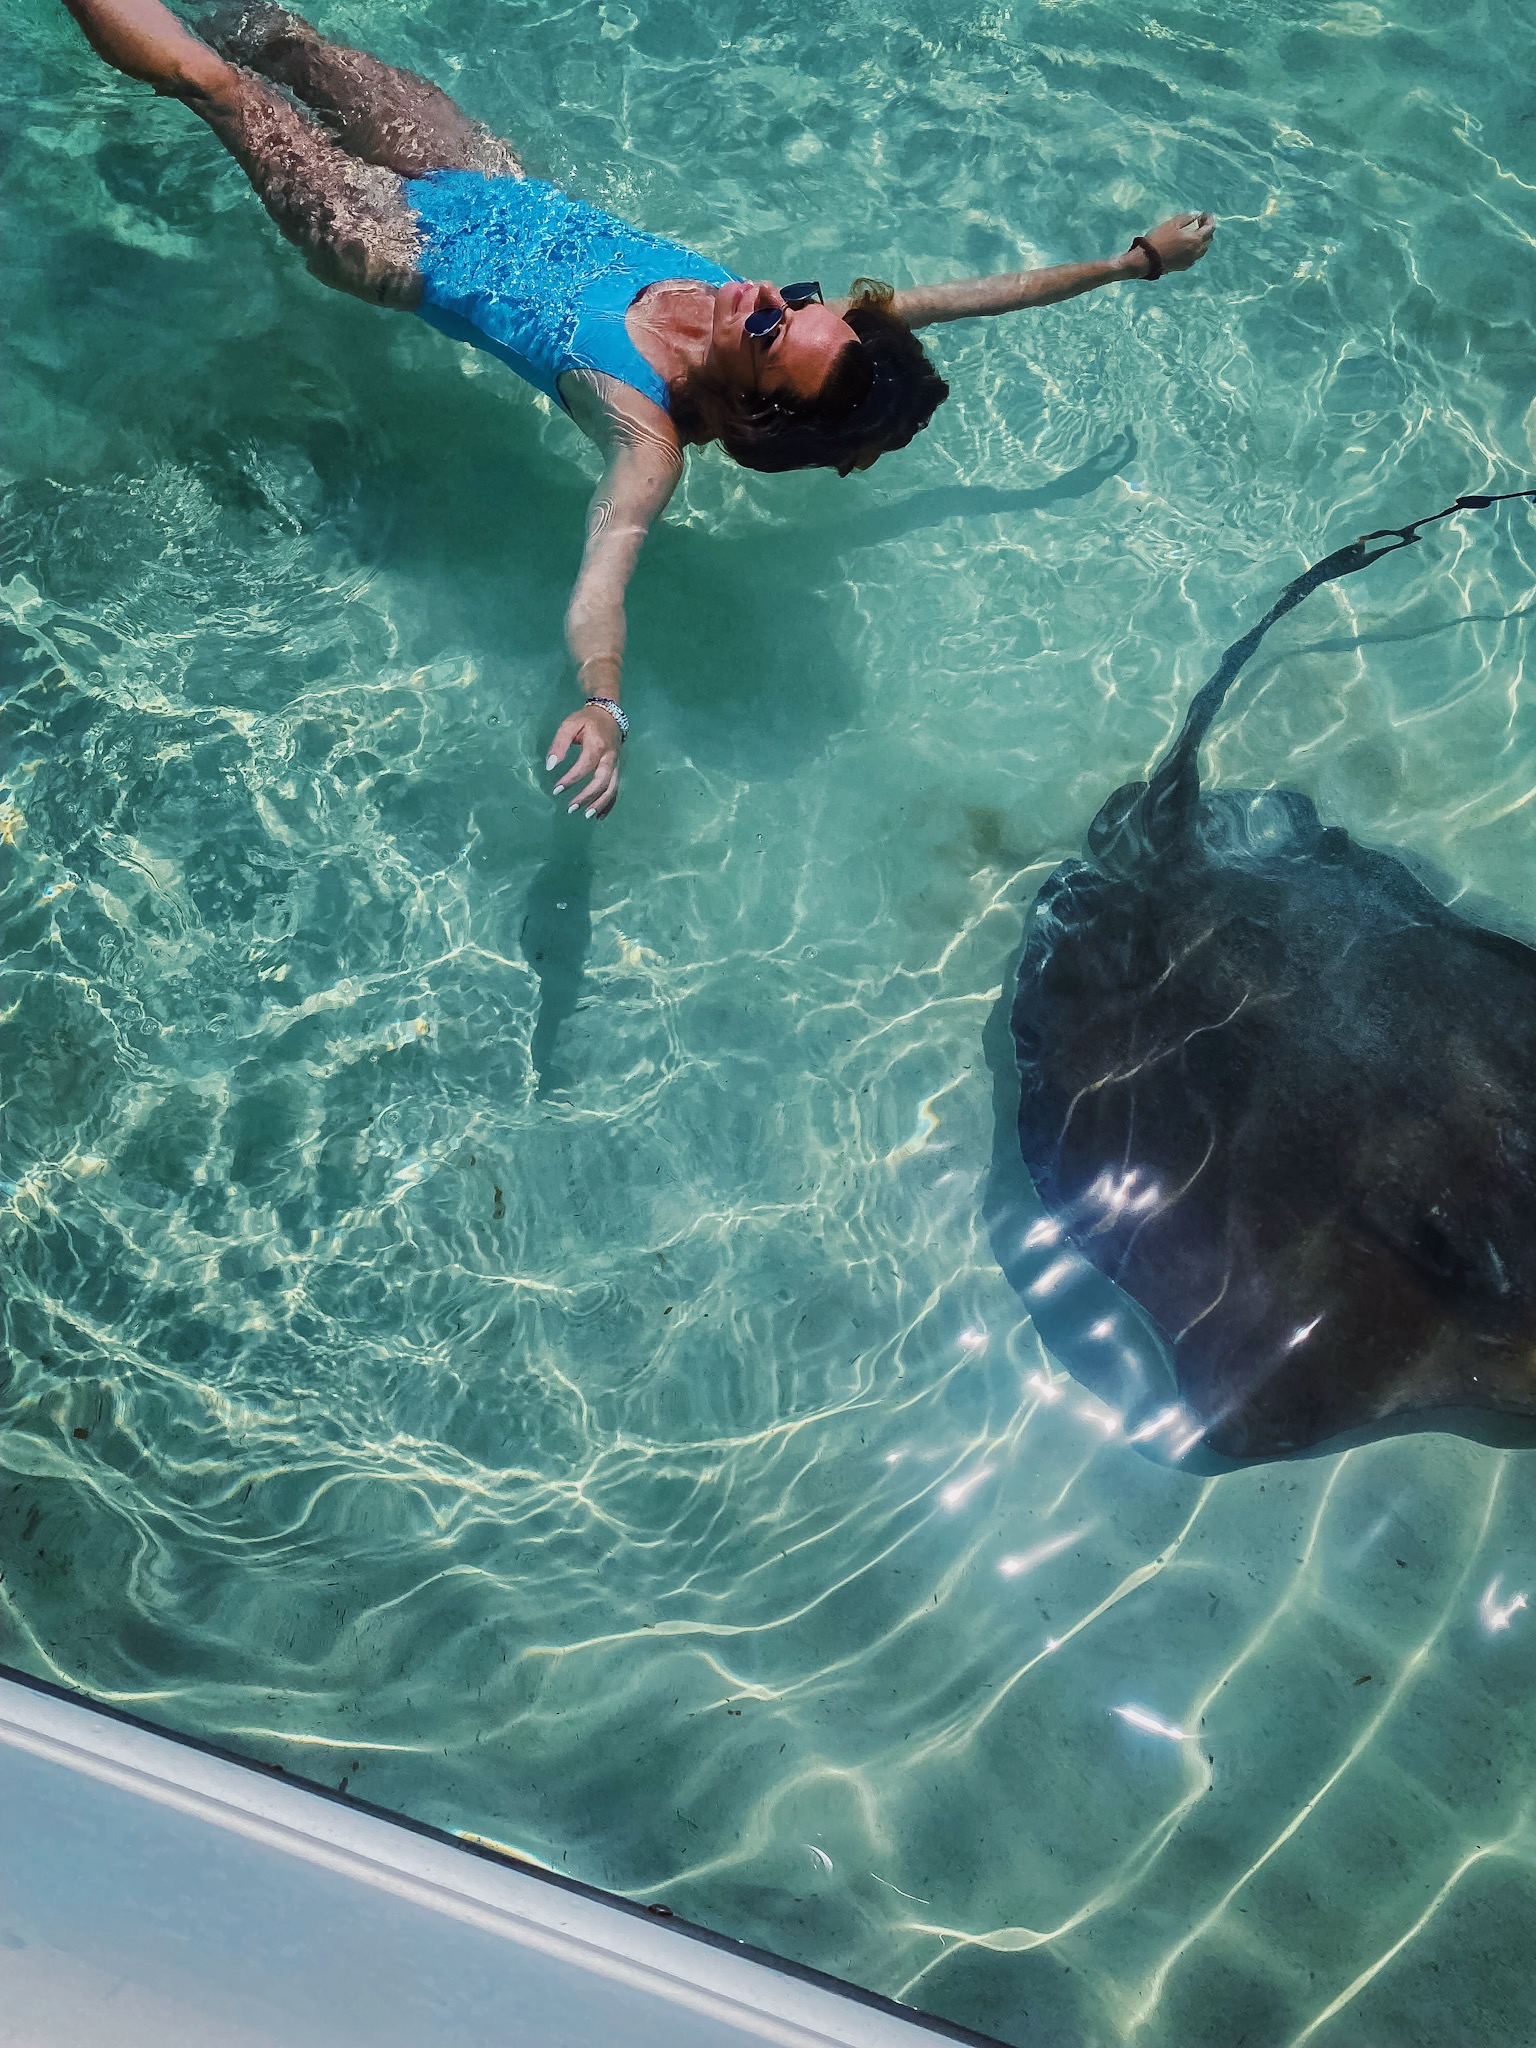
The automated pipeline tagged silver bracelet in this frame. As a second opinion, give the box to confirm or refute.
[584,696,629,743]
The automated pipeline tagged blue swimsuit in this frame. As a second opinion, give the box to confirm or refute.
[403,173,740,414]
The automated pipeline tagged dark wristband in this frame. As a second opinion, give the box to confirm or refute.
[1128,235,1163,281]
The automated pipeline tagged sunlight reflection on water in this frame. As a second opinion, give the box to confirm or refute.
[4,1,1536,2043]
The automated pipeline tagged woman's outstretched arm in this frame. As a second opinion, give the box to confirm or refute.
[854,211,1215,329]
[546,385,684,820]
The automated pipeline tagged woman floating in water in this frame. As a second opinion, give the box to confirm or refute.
[62,0,1214,817]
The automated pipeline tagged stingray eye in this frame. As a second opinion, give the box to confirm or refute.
[1413,1208,1499,1295]
[1414,1214,1460,1281]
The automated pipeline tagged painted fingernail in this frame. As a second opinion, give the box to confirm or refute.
[568,800,578,813]
[585,807,597,820]
[545,756,557,770]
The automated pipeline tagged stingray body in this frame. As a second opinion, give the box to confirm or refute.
[1012,491,1536,1459]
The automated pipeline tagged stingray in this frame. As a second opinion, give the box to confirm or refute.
[1010,488,1536,1461]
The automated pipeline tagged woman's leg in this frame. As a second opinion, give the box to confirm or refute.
[60,0,423,307]
[197,4,519,177]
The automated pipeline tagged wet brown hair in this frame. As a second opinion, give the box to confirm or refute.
[669,280,950,478]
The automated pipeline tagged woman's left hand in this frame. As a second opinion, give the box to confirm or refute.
[547,703,623,819]
[1139,212,1216,273]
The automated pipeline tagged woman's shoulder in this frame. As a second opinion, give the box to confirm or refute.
[561,371,683,467]
[560,369,677,445]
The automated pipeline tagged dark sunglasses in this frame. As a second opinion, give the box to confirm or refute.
[743,281,824,345]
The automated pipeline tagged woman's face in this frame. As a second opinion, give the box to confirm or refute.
[708,280,857,405]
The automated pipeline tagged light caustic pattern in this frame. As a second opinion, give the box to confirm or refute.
[3,0,1536,2042]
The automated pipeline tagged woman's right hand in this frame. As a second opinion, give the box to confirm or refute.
[1139,212,1216,273]
[547,702,623,819]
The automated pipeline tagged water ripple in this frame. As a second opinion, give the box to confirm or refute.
[4,1,1536,2042]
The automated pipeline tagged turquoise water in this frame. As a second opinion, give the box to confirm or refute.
[4,1,1536,2041]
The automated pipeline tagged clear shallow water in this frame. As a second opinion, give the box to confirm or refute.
[3,0,1535,2041]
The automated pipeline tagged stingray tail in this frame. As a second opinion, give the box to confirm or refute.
[1134,488,1536,850]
